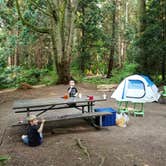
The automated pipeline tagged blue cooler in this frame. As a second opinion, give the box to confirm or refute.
[95,108,116,126]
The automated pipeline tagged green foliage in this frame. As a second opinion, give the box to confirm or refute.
[82,63,138,84]
[76,0,107,73]
[40,70,58,86]
[0,67,51,89]
[82,76,112,85]
[16,68,43,85]
[0,0,165,88]
[0,155,10,166]
[111,63,138,83]
[133,0,166,82]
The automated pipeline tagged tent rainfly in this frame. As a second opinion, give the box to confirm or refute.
[111,75,160,103]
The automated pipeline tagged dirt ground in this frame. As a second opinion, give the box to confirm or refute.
[0,84,166,166]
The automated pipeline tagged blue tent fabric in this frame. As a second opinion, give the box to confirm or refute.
[122,80,126,99]
[128,80,145,89]
[141,75,154,86]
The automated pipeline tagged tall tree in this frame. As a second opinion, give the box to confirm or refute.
[138,0,146,33]
[76,0,103,74]
[15,0,78,84]
[135,0,166,81]
[160,0,166,81]
[138,0,146,70]
[106,0,116,78]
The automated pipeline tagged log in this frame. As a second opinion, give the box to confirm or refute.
[97,84,118,92]
[17,83,33,90]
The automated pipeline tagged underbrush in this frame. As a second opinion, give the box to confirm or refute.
[0,63,163,90]
[82,63,138,85]
[0,67,57,89]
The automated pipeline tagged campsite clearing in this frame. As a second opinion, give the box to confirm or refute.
[0,84,166,166]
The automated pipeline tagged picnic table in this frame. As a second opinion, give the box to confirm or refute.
[13,96,111,127]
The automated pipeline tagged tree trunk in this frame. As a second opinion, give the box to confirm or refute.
[80,5,85,73]
[118,0,128,67]
[14,27,20,66]
[54,1,77,84]
[138,0,146,70]
[56,61,71,84]
[107,0,116,78]
[138,0,146,33]
[117,0,121,68]
[161,0,166,81]
[14,46,19,66]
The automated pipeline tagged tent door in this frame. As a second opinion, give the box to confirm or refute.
[125,80,146,99]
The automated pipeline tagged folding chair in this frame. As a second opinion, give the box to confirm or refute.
[117,101,129,115]
[162,86,166,97]
[133,103,144,117]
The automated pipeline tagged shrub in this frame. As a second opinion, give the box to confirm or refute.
[0,67,51,89]
[111,63,138,83]
[82,63,138,85]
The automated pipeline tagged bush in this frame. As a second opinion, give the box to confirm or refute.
[0,67,52,89]
[0,155,10,165]
[111,63,138,83]
[82,76,112,85]
[81,63,138,85]
[40,70,58,85]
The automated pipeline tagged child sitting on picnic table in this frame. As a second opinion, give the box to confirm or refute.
[21,115,45,147]
[67,80,78,97]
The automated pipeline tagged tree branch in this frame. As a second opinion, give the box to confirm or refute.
[15,0,50,34]
[46,0,58,22]
[30,0,52,17]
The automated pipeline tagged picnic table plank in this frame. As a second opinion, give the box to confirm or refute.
[13,97,106,111]
[14,103,95,113]
[12,112,112,126]
[13,97,106,109]
[46,112,112,121]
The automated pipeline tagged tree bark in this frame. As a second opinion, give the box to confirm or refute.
[80,5,85,73]
[161,0,166,81]
[107,0,116,78]
[14,28,19,66]
[138,0,146,33]
[138,0,146,70]
[52,0,78,84]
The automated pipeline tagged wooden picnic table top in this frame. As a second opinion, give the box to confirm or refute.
[13,96,106,109]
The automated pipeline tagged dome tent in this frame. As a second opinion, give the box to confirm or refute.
[111,75,160,103]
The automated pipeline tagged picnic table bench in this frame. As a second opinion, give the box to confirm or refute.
[13,96,111,127]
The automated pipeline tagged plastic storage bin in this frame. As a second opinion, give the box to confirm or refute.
[95,107,116,126]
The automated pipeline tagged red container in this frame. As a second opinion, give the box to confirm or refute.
[89,96,94,100]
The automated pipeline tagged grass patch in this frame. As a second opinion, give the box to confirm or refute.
[0,155,10,166]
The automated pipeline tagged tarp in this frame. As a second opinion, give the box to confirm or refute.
[111,74,160,103]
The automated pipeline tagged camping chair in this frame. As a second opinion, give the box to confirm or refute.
[117,101,129,115]
[133,103,144,117]
[126,102,135,114]
[161,86,166,97]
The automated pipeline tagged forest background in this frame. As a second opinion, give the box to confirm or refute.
[0,0,165,89]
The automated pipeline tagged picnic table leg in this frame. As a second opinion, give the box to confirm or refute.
[87,101,93,112]
[27,108,30,117]
[87,102,90,113]
[82,106,85,113]
[36,105,55,117]
[99,116,102,127]
[90,101,93,112]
